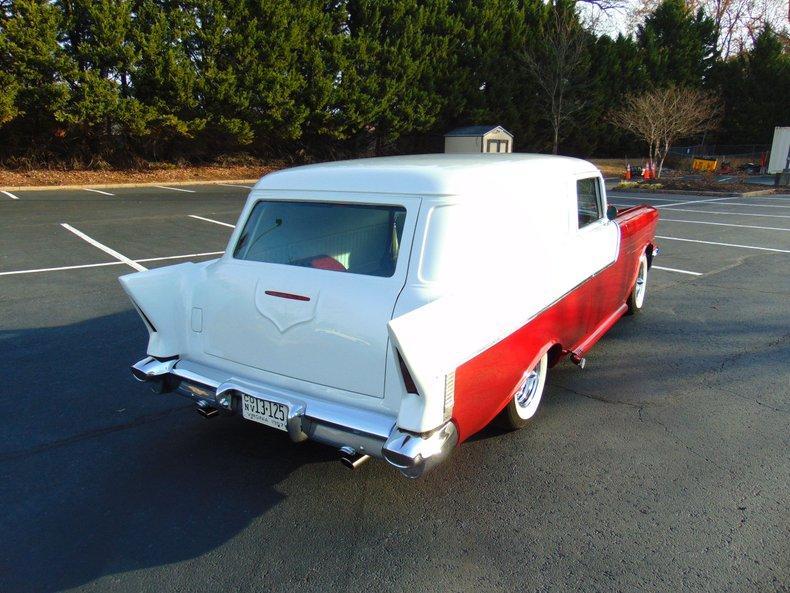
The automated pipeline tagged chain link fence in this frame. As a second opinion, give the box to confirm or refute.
[667,144,771,172]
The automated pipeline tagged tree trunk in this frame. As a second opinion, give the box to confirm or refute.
[552,126,559,155]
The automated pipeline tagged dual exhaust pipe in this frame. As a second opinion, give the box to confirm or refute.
[196,400,220,419]
[339,446,371,470]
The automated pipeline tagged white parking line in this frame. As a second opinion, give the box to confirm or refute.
[0,261,122,276]
[734,195,790,201]
[644,207,790,219]
[154,185,196,193]
[658,197,737,208]
[137,251,224,263]
[0,251,224,277]
[217,183,253,189]
[84,188,115,196]
[656,235,790,253]
[660,218,790,232]
[1,190,20,200]
[610,195,684,202]
[652,265,702,276]
[699,202,790,209]
[60,223,147,271]
[189,214,236,228]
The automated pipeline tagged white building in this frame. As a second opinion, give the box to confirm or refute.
[767,126,790,174]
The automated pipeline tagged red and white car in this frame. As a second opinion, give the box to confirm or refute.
[122,154,659,478]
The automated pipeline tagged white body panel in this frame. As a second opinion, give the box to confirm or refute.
[121,154,614,434]
[768,126,790,174]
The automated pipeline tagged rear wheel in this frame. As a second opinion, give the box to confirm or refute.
[626,253,648,315]
[497,352,548,430]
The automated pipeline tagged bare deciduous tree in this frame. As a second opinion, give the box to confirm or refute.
[522,6,589,155]
[608,86,721,177]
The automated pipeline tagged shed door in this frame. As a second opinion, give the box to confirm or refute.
[485,139,509,153]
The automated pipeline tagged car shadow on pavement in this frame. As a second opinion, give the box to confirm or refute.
[0,311,336,593]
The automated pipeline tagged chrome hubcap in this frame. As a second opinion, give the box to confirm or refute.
[635,263,646,303]
[516,369,540,408]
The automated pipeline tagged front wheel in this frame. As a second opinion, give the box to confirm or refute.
[497,352,548,430]
[626,253,649,315]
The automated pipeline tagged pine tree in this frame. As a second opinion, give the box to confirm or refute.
[0,0,75,160]
[711,27,790,144]
[576,33,648,156]
[637,0,717,87]
[335,0,461,153]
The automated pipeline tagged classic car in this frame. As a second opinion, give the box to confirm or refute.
[122,154,659,478]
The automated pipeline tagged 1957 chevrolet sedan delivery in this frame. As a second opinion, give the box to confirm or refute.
[122,154,659,478]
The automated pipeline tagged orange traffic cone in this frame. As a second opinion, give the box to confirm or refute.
[643,163,651,181]
[624,164,631,181]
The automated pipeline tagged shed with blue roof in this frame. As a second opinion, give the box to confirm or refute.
[444,125,513,154]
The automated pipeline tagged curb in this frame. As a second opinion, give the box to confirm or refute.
[1,178,259,192]
[609,187,777,198]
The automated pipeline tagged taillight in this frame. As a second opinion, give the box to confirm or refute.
[397,351,419,394]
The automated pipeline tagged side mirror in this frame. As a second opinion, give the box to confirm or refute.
[606,205,618,221]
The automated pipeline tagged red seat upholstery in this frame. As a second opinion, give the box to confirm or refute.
[309,255,347,272]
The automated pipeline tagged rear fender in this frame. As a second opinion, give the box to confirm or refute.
[119,262,207,357]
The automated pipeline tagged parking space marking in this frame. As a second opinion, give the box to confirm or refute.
[84,188,115,196]
[659,197,738,208]
[700,202,790,208]
[644,207,790,219]
[652,265,702,276]
[137,251,224,264]
[154,185,196,193]
[217,183,253,189]
[610,195,685,202]
[660,218,789,232]
[656,235,790,253]
[188,214,236,228]
[60,223,148,271]
[0,261,122,276]
[0,251,225,277]
[1,190,20,200]
[733,195,790,201]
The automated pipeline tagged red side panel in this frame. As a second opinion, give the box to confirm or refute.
[452,206,658,443]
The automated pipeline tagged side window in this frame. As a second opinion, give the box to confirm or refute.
[576,177,602,229]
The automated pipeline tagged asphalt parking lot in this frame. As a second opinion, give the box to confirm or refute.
[1,182,788,593]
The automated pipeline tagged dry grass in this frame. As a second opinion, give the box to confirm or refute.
[0,162,284,188]
[590,158,628,177]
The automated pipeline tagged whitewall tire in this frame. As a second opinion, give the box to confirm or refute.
[498,352,548,430]
[627,253,648,315]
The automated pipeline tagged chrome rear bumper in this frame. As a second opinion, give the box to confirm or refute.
[131,356,457,478]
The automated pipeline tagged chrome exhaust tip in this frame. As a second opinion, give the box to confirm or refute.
[339,446,371,470]
[196,400,220,419]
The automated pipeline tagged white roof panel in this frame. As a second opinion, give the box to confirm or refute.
[253,154,599,196]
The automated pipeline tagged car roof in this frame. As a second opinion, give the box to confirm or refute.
[252,154,600,196]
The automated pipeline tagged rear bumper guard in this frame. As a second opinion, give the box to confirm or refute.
[131,356,457,478]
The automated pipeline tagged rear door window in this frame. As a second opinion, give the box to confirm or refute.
[233,201,407,277]
[576,178,603,229]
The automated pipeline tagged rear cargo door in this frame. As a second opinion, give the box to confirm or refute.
[194,195,419,398]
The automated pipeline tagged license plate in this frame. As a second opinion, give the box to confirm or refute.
[241,393,289,431]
